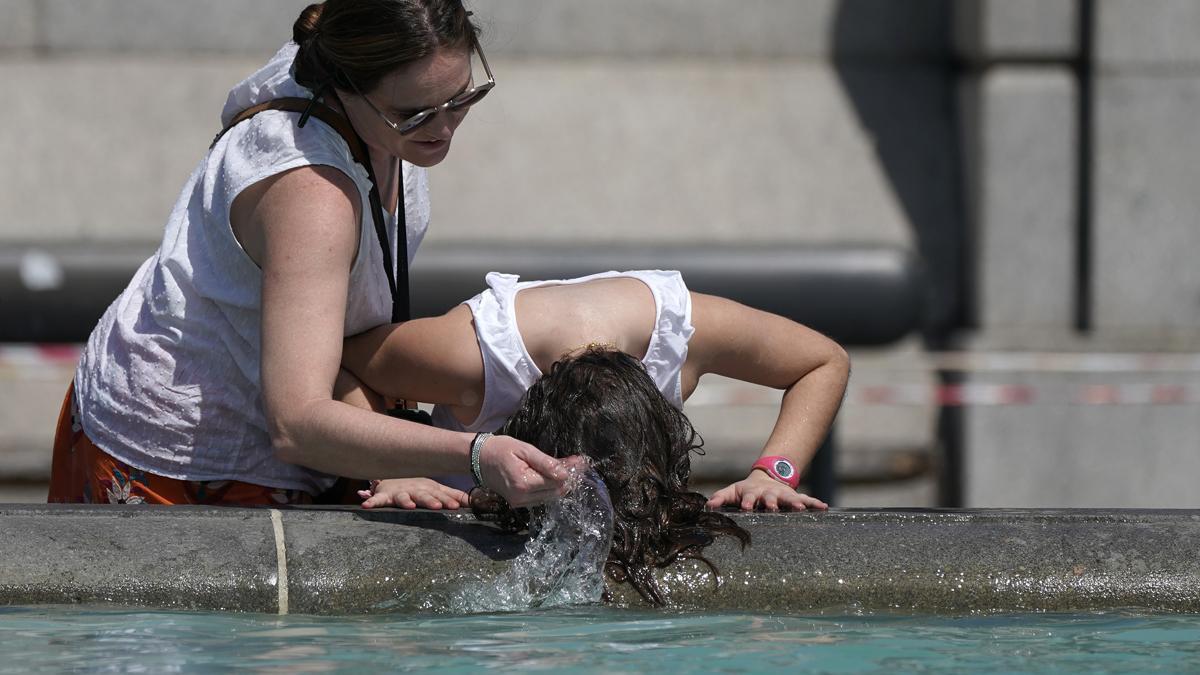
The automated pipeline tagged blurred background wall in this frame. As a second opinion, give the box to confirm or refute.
[0,0,1197,507]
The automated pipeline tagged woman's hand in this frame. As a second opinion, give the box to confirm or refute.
[706,471,828,512]
[478,435,588,508]
[358,478,470,510]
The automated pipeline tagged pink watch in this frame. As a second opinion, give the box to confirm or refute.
[752,455,800,489]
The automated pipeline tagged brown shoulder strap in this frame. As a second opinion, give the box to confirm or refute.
[210,97,368,167]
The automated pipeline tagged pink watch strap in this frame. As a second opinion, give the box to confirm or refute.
[752,455,801,489]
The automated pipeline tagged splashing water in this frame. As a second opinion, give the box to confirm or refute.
[451,468,615,612]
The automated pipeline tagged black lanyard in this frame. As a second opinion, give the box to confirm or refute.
[358,150,408,323]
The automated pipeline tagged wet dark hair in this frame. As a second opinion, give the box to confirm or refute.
[472,347,751,606]
[292,0,479,95]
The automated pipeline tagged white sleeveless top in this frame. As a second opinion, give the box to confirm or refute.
[74,43,431,494]
[431,270,695,434]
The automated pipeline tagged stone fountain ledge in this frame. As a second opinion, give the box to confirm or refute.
[2,505,1199,615]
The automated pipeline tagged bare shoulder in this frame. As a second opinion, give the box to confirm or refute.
[682,292,741,383]
[231,165,362,266]
[242,164,360,209]
[687,292,753,358]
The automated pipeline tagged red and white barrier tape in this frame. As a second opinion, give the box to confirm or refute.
[853,382,1199,407]
[0,345,82,381]
[0,344,82,366]
[917,351,1200,374]
[684,382,1200,407]
[3,345,1200,406]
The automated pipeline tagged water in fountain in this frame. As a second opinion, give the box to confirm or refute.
[451,467,615,612]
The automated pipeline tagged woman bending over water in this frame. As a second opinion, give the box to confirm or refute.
[340,270,850,513]
[49,1,578,508]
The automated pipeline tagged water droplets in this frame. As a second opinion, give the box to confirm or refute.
[451,468,614,612]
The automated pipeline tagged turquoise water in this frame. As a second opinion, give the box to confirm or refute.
[3,606,1200,673]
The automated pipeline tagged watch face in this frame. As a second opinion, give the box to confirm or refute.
[773,459,794,479]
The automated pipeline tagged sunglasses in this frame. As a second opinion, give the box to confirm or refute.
[348,33,495,136]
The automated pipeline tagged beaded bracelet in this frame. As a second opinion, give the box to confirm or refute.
[470,432,492,488]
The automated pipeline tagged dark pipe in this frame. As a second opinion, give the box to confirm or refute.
[1,244,923,346]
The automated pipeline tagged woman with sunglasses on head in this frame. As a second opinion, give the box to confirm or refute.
[336,270,850,514]
[48,1,582,508]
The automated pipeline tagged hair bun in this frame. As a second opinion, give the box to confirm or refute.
[292,3,324,45]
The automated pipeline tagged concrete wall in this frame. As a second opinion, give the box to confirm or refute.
[956,0,1200,341]
[0,0,954,254]
[963,369,1200,508]
[1092,0,1200,338]
[959,67,1078,331]
[956,0,1079,333]
[957,0,1200,508]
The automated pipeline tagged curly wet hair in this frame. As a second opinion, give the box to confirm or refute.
[471,347,750,605]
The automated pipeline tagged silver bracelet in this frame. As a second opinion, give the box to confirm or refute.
[470,432,492,488]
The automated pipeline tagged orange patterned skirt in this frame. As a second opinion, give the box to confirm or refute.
[47,382,316,506]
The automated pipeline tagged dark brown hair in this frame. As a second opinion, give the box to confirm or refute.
[292,0,478,95]
[473,347,751,606]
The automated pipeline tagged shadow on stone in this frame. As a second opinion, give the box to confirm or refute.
[832,0,964,339]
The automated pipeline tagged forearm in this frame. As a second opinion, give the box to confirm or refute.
[757,354,850,474]
[270,397,472,479]
[342,325,403,400]
[270,395,582,509]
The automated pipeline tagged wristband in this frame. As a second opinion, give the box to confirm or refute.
[752,455,800,489]
[469,432,492,488]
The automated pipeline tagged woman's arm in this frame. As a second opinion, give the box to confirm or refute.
[341,306,485,410]
[334,366,472,511]
[240,165,578,506]
[684,292,850,511]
